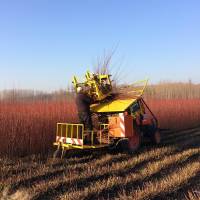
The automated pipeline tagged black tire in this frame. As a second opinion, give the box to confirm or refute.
[143,120,161,145]
[115,131,141,154]
[115,138,129,152]
[108,138,117,151]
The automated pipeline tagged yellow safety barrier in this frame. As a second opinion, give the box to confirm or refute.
[54,123,110,149]
[56,123,84,146]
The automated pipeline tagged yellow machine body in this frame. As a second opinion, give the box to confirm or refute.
[90,99,136,113]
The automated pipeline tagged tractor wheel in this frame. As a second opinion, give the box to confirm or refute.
[53,146,62,159]
[127,131,141,153]
[115,129,141,153]
[114,138,130,152]
[151,129,161,144]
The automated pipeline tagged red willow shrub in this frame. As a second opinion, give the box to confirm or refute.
[0,100,78,157]
[1,97,200,157]
[146,99,200,130]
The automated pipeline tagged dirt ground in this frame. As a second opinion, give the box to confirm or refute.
[0,128,200,200]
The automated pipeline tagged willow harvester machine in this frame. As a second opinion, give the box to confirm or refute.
[53,71,161,158]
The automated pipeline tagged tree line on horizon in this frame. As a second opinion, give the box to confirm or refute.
[1,81,200,102]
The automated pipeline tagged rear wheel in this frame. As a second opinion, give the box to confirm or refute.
[116,130,141,153]
[142,118,161,145]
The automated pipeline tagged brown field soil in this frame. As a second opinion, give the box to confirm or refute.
[0,128,200,200]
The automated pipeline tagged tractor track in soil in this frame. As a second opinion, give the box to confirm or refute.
[0,128,200,200]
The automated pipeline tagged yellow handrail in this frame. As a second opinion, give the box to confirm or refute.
[56,123,110,146]
[127,79,149,97]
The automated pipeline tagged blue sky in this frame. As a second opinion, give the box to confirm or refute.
[0,0,200,91]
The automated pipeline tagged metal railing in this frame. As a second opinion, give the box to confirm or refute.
[127,79,149,97]
[56,123,110,146]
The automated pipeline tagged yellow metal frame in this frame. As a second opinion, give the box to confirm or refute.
[53,123,110,150]
[90,99,137,113]
[127,79,149,97]
[72,70,112,101]
[90,79,149,113]
[56,123,84,139]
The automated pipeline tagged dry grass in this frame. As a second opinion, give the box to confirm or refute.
[0,128,199,200]
[186,191,200,200]
[0,188,31,200]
